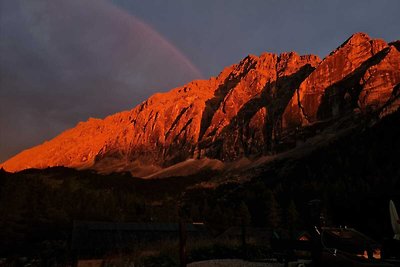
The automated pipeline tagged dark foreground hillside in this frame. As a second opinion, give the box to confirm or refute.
[0,109,399,264]
[183,108,400,239]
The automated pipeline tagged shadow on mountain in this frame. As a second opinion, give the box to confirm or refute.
[317,47,390,120]
[204,64,316,160]
[198,57,258,141]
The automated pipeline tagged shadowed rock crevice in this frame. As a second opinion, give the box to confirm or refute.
[165,105,191,139]
[203,64,316,160]
[198,57,258,141]
[163,119,196,166]
[377,83,400,118]
[391,83,400,100]
[389,41,400,52]
[296,86,312,123]
[317,47,390,120]
[267,64,317,144]
[385,83,400,107]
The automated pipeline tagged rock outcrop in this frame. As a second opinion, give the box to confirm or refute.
[284,33,382,126]
[1,33,399,176]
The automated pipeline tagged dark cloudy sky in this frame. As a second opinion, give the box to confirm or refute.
[0,0,399,162]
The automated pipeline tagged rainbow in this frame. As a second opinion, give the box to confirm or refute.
[97,0,203,78]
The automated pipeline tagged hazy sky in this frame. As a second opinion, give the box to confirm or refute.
[0,0,399,162]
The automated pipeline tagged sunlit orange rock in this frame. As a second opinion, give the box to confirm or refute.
[200,52,320,160]
[282,32,389,128]
[358,45,400,114]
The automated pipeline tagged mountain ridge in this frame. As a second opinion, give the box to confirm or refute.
[2,32,400,177]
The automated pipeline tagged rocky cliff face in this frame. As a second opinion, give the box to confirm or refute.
[282,33,399,128]
[1,33,399,176]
